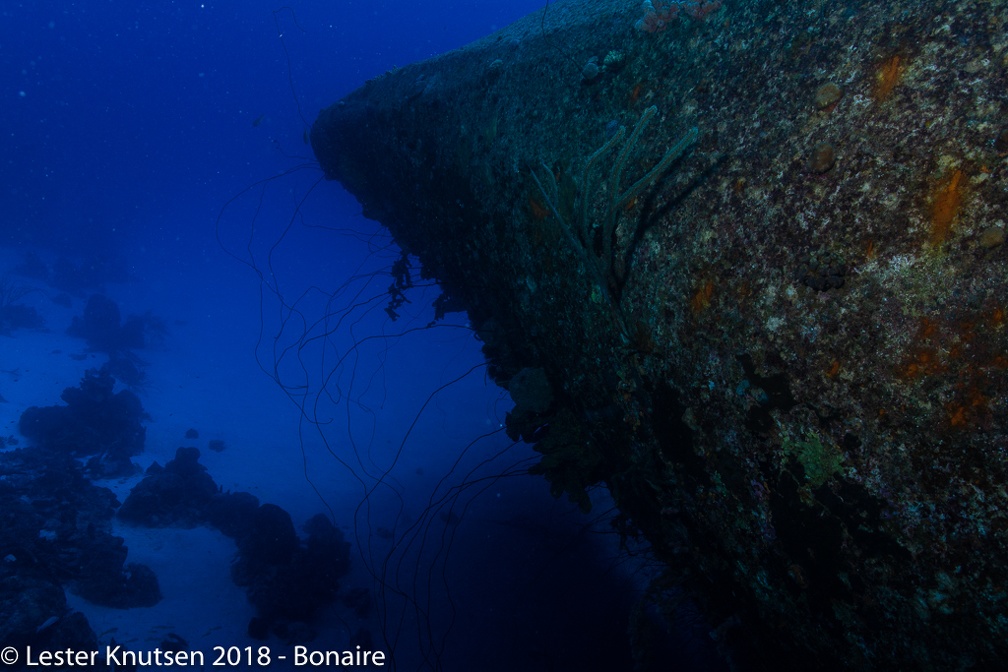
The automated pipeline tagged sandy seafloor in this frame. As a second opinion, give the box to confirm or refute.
[0,232,664,670]
[0,242,353,667]
[1,239,401,659]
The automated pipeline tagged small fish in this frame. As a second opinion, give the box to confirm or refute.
[35,616,59,634]
[252,114,265,127]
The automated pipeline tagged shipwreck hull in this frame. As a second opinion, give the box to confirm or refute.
[311,0,1008,667]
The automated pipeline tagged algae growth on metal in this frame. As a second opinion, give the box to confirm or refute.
[310,0,1008,668]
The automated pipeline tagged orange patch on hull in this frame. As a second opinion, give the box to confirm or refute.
[528,195,549,221]
[873,54,905,101]
[930,168,965,247]
[690,280,715,315]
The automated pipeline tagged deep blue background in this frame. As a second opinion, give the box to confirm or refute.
[1,1,543,255]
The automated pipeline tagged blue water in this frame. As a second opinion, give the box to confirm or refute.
[0,2,726,670]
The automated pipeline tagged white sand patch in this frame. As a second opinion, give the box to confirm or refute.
[2,245,375,665]
[64,525,253,652]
